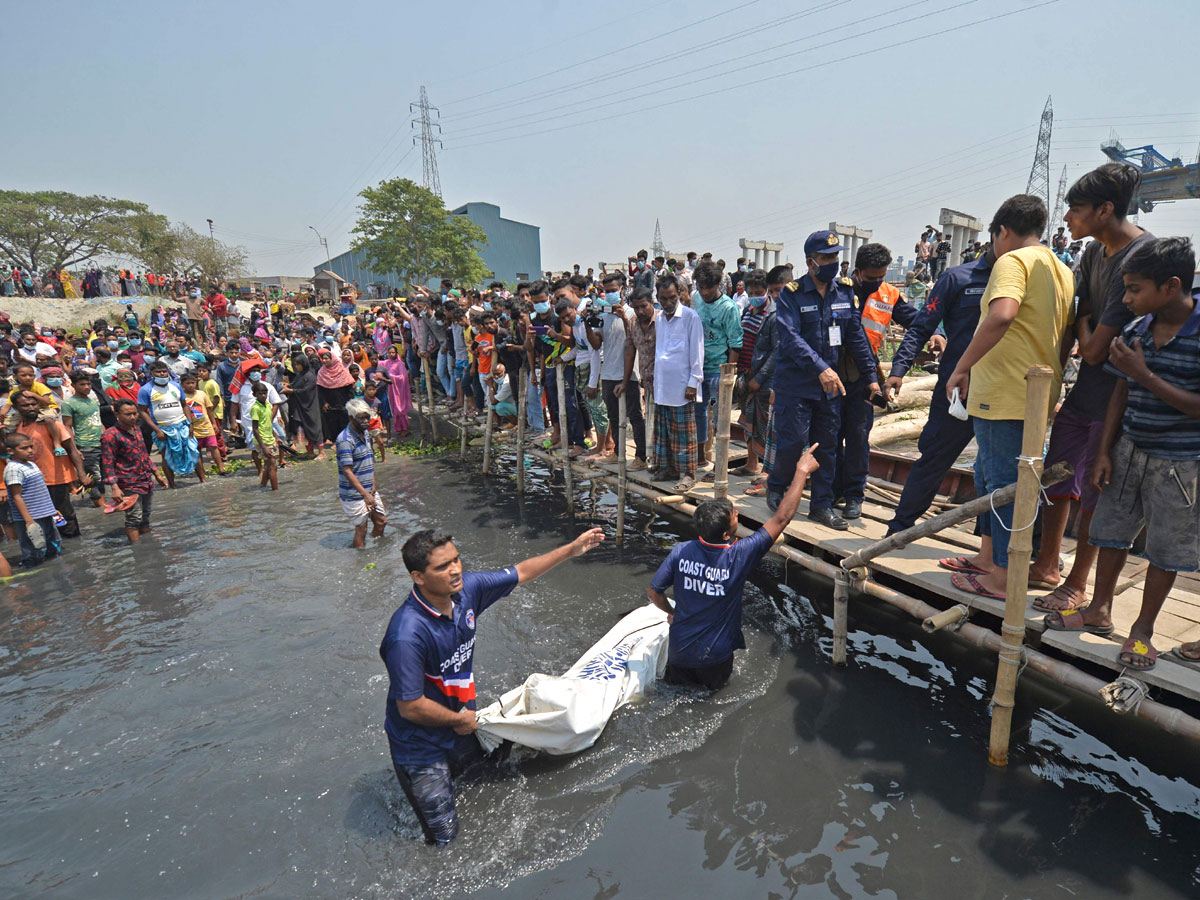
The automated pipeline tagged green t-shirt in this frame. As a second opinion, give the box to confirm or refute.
[693,292,743,374]
[250,399,276,447]
[61,393,103,448]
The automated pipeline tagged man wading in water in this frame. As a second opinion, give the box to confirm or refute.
[647,446,820,689]
[381,526,605,845]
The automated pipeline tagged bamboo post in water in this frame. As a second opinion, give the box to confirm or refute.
[555,362,574,516]
[482,399,495,474]
[516,375,527,493]
[713,362,737,499]
[988,365,1053,768]
[645,394,655,470]
[459,402,468,459]
[616,391,628,544]
[421,356,438,442]
[832,571,850,666]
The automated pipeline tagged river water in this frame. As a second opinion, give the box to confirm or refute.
[2,450,1198,899]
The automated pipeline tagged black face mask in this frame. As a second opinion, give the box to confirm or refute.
[856,278,884,298]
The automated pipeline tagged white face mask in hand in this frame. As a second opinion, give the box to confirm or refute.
[948,386,969,421]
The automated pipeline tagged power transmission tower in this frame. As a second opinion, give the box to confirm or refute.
[1049,164,1069,238]
[410,85,443,197]
[651,218,666,258]
[1026,96,1053,216]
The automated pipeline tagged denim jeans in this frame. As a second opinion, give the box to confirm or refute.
[435,348,455,396]
[14,515,60,566]
[973,417,1024,568]
[694,371,722,446]
[525,370,545,433]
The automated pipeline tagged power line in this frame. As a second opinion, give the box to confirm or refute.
[439,0,769,109]
[445,0,1056,153]
[441,0,852,132]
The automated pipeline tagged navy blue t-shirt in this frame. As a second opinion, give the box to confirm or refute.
[650,527,773,668]
[379,567,519,767]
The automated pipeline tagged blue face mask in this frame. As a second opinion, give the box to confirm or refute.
[45,377,62,387]
[604,291,620,306]
[75,347,87,356]
[814,261,840,284]
[153,376,170,386]
[130,338,142,347]
[107,340,119,349]
[482,301,492,311]
[749,294,767,308]
[636,260,646,269]
[533,301,550,315]
[249,371,262,382]
[144,354,156,363]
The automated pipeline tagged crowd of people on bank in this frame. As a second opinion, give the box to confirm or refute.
[2,266,219,300]
[3,163,1199,678]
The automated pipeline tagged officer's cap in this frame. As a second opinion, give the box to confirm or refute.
[803,230,844,257]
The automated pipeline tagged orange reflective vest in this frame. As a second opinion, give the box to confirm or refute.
[861,281,902,354]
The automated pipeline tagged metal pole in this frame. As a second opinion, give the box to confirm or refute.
[516,375,526,492]
[713,362,737,499]
[555,362,574,516]
[988,365,1053,767]
[616,391,628,544]
[421,356,438,442]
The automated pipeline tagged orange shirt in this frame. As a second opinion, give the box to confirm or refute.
[476,333,495,375]
[15,419,75,486]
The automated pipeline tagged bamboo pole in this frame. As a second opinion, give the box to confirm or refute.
[421,356,438,442]
[555,363,574,516]
[616,391,628,544]
[832,572,850,666]
[989,365,1054,767]
[481,397,495,474]
[840,460,1072,577]
[628,485,1200,745]
[459,400,468,459]
[713,362,737,500]
[516,375,526,493]
[923,604,969,633]
[645,394,655,472]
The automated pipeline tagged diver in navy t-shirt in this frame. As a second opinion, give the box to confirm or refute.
[648,445,820,689]
[381,525,605,846]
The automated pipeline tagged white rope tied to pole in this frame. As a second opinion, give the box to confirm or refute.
[1101,675,1150,715]
[989,455,1051,533]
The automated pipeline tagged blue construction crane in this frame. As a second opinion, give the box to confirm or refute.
[1102,139,1200,212]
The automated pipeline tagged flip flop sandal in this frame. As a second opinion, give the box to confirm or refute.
[1028,578,1059,590]
[1118,636,1157,670]
[949,572,1005,600]
[938,556,987,575]
[744,483,768,497]
[730,465,762,476]
[673,478,696,492]
[1166,646,1200,670]
[1042,608,1115,635]
[103,495,139,514]
[1032,584,1088,613]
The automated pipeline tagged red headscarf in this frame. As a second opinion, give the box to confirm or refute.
[316,349,355,389]
[228,357,267,396]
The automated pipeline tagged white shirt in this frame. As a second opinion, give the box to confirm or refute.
[597,305,638,384]
[236,380,281,435]
[17,341,56,363]
[653,303,705,408]
[571,317,595,372]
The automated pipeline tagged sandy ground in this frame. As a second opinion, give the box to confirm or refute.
[3,294,163,330]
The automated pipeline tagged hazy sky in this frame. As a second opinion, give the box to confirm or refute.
[8,0,1199,277]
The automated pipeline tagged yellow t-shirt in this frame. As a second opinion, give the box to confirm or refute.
[9,381,59,409]
[201,377,224,419]
[968,244,1074,421]
[185,390,215,438]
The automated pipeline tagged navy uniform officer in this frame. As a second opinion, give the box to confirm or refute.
[766,230,879,530]
[882,244,996,535]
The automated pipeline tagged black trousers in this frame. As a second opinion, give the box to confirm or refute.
[664,657,733,690]
[47,482,80,537]
[602,379,646,460]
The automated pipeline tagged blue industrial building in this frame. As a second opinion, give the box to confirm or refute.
[313,201,540,295]
[449,202,540,284]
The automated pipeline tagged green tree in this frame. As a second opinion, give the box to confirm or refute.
[351,178,490,288]
[134,221,248,283]
[0,190,158,270]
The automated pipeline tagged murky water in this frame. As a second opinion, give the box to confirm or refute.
[2,449,1198,899]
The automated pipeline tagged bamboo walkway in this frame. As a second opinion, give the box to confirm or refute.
[420,393,1200,742]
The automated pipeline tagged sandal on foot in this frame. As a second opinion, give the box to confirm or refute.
[744,482,768,497]
[1118,636,1157,670]
[1032,583,1088,613]
[730,465,761,476]
[673,477,696,492]
[950,572,1005,600]
[1166,646,1200,669]
[1042,608,1114,635]
[938,556,987,576]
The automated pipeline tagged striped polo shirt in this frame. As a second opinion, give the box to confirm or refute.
[1106,294,1200,460]
[335,424,374,501]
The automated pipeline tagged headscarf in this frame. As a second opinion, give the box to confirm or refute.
[316,349,355,389]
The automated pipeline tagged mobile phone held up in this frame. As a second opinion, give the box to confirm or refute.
[868,390,888,410]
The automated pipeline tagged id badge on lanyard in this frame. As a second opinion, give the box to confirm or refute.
[828,325,842,347]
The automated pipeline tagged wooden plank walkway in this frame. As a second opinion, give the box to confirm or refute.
[475,423,1200,707]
